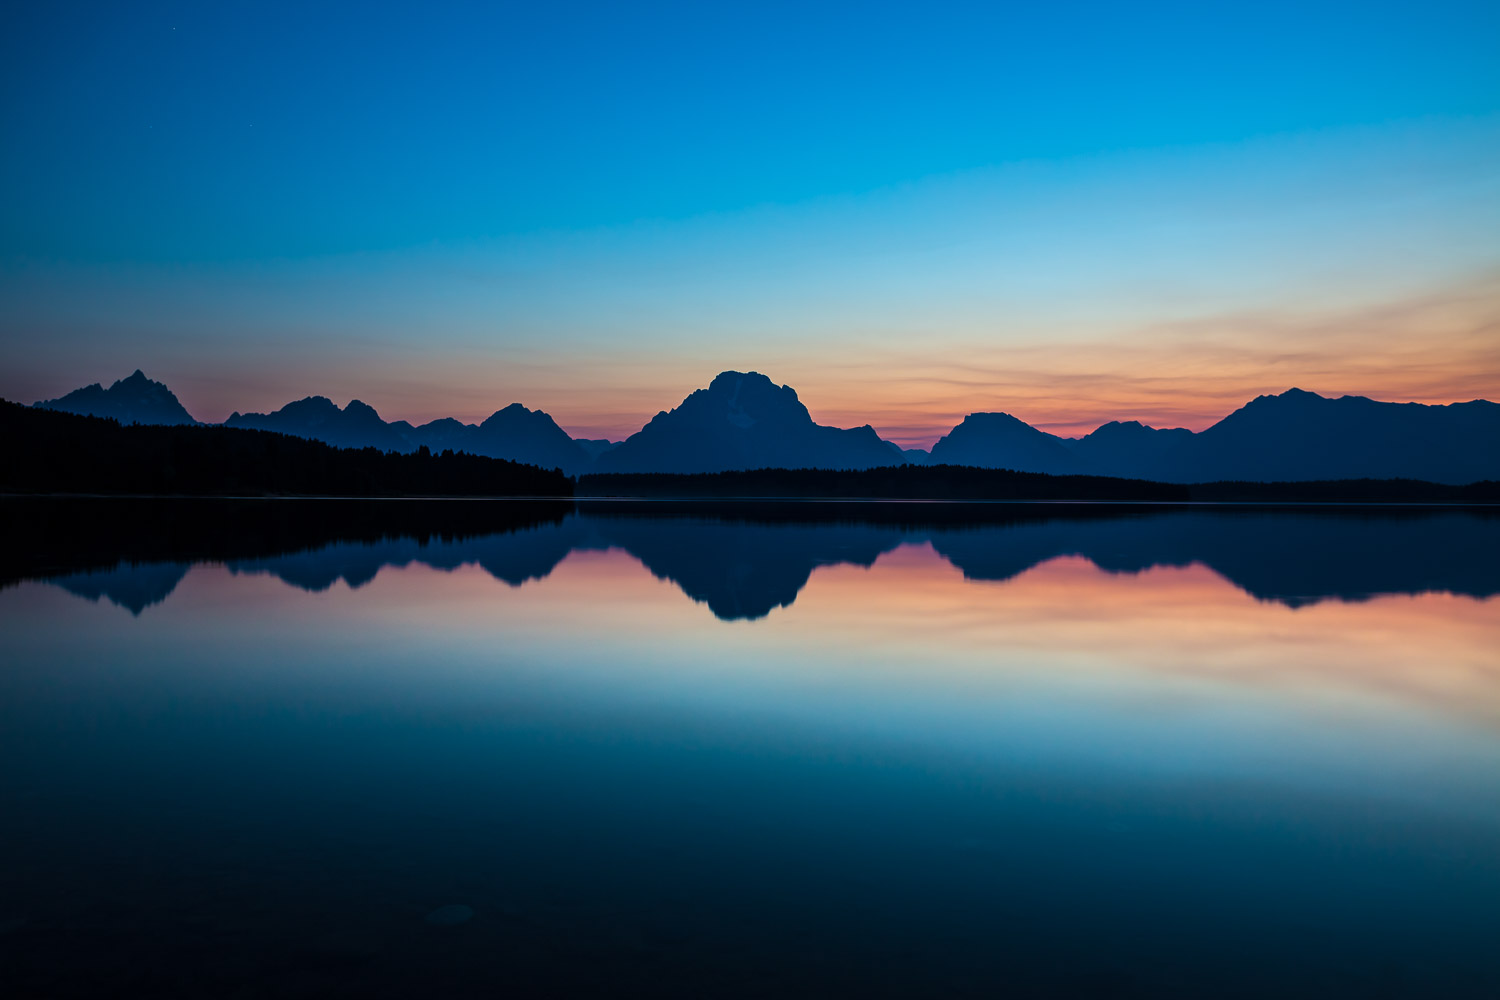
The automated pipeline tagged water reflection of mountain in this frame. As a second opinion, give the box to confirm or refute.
[3,499,1495,619]
[49,561,193,615]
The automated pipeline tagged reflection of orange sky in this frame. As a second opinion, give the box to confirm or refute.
[11,535,1498,827]
[202,538,1500,734]
[786,547,1500,727]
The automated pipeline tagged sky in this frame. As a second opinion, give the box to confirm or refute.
[1,0,1498,445]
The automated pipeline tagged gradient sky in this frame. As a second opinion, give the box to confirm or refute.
[2,0,1498,444]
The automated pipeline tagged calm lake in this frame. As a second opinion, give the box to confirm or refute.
[2,499,1497,997]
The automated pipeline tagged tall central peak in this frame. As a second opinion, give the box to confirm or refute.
[702,371,808,426]
[708,370,793,399]
[594,371,902,474]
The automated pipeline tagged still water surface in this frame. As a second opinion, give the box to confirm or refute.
[2,500,1497,997]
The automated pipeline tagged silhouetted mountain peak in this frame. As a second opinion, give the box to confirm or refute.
[417,417,468,432]
[467,403,592,472]
[35,369,198,426]
[275,396,340,420]
[480,402,537,429]
[1185,387,1500,484]
[953,411,1031,431]
[692,371,812,429]
[596,371,902,473]
[708,370,789,397]
[1079,419,1192,442]
[343,399,382,421]
[478,402,570,436]
[1245,387,1328,408]
[929,410,1085,475]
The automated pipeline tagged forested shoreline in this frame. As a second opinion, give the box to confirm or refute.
[0,401,573,497]
[5,400,1497,503]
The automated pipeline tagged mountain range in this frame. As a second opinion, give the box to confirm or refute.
[29,369,1500,484]
[225,396,594,474]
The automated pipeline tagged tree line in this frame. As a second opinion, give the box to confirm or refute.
[1,401,573,497]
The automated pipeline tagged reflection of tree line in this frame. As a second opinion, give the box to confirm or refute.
[6,499,1496,619]
[580,467,1500,503]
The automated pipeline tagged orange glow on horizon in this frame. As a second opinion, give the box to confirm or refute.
[33,269,1495,447]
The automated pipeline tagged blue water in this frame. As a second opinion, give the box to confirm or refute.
[1,500,1497,997]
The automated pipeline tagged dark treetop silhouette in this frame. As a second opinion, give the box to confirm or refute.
[25,368,1500,483]
[6,498,1495,620]
[0,402,572,498]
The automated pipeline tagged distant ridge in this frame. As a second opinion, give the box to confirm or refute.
[226,396,408,451]
[225,397,593,474]
[920,389,1500,485]
[929,412,1086,475]
[1176,388,1500,484]
[26,370,1500,484]
[1067,421,1195,480]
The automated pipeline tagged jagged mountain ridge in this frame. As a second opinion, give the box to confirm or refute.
[225,396,594,474]
[27,371,1500,483]
[921,389,1500,484]
[34,369,197,426]
[1181,388,1500,484]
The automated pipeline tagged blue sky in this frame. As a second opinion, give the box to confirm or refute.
[2,0,1498,441]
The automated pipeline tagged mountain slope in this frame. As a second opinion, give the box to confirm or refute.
[575,438,621,460]
[35,370,197,426]
[471,403,592,472]
[225,396,410,452]
[594,371,905,474]
[225,397,593,472]
[927,412,1085,474]
[1174,388,1500,484]
[1065,420,1195,480]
